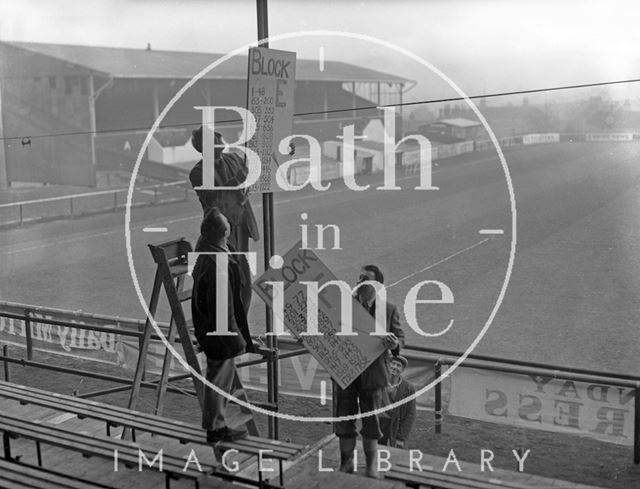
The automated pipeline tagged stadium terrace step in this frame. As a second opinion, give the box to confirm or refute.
[383,450,607,489]
[387,464,527,489]
[0,458,116,489]
[302,437,607,489]
[0,380,307,487]
[0,413,213,488]
[0,381,305,460]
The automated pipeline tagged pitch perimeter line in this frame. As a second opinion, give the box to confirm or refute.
[0,154,504,256]
[387,238,490,288]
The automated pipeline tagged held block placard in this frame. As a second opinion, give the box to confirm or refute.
[252,241,386,389]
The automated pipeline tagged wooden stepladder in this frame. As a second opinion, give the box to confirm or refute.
[127,237,259,436]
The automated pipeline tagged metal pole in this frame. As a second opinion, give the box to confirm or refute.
[2,345,9,382]
[434,360,442,434]
[256,0,278,440]
[398,83,404,138]
[88,75,98,187]
[0,77,8,190]
[634,386,639,464]
[24,310,33,360]
[351,82,356,120]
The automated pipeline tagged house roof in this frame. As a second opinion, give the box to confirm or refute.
[437,117,481,128]
[3,41,412,84]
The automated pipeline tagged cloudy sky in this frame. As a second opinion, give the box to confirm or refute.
[2,0,639,103]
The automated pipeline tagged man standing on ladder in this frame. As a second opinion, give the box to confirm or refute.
[191,207,257,443]
[189,126,260,254]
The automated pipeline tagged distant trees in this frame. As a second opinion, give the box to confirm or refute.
[563,90,622,132]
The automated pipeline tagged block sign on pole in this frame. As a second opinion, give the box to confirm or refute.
[246,47,296,193]
[253,241,387,389]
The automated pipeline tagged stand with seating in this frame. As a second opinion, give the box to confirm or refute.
[0,380,305,488]
[0,458,116,489]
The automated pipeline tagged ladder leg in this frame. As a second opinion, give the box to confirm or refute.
[157,268,205,407]
[231,372,260,437]
[154,313,178,415]
[121,269,164,441]
[153,274,185,415]
[127,269,163,413]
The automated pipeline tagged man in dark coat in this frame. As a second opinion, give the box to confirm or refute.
[334,264,405,479]
[189,127,260,253]
[191,207,256,443]
[379,355,416,448]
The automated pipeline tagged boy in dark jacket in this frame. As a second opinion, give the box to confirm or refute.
[379,355,416,448]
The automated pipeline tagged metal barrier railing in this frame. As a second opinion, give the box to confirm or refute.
[0,301,639,464]
[0,180,191,227]
[3,133,638,228]
[407,345,640,465]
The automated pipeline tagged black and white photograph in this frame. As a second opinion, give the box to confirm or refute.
[0,1,639,488]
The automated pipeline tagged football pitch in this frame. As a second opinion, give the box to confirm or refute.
[1,141,639,375]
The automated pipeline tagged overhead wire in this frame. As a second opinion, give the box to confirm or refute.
[1,76,638,142]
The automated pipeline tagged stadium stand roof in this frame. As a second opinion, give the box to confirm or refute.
[348,139,422,152]
[3,41,412,84]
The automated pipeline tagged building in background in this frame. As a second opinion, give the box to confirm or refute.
[419,117,482,142]
[0,41,412,188]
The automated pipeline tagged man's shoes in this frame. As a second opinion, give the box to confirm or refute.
[206,426,248,444]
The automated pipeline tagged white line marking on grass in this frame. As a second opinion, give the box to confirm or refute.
[0,213,204,255]
[142,227,168,233]
[0,154,501,255]
[479,229,504,235]
[388,238,490,288]
[0,230,119,255]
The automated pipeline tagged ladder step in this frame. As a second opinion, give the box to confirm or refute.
[226,411,254,429]
[177,289,192,302]
[170,264,188,277]
[249,402,278,411]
